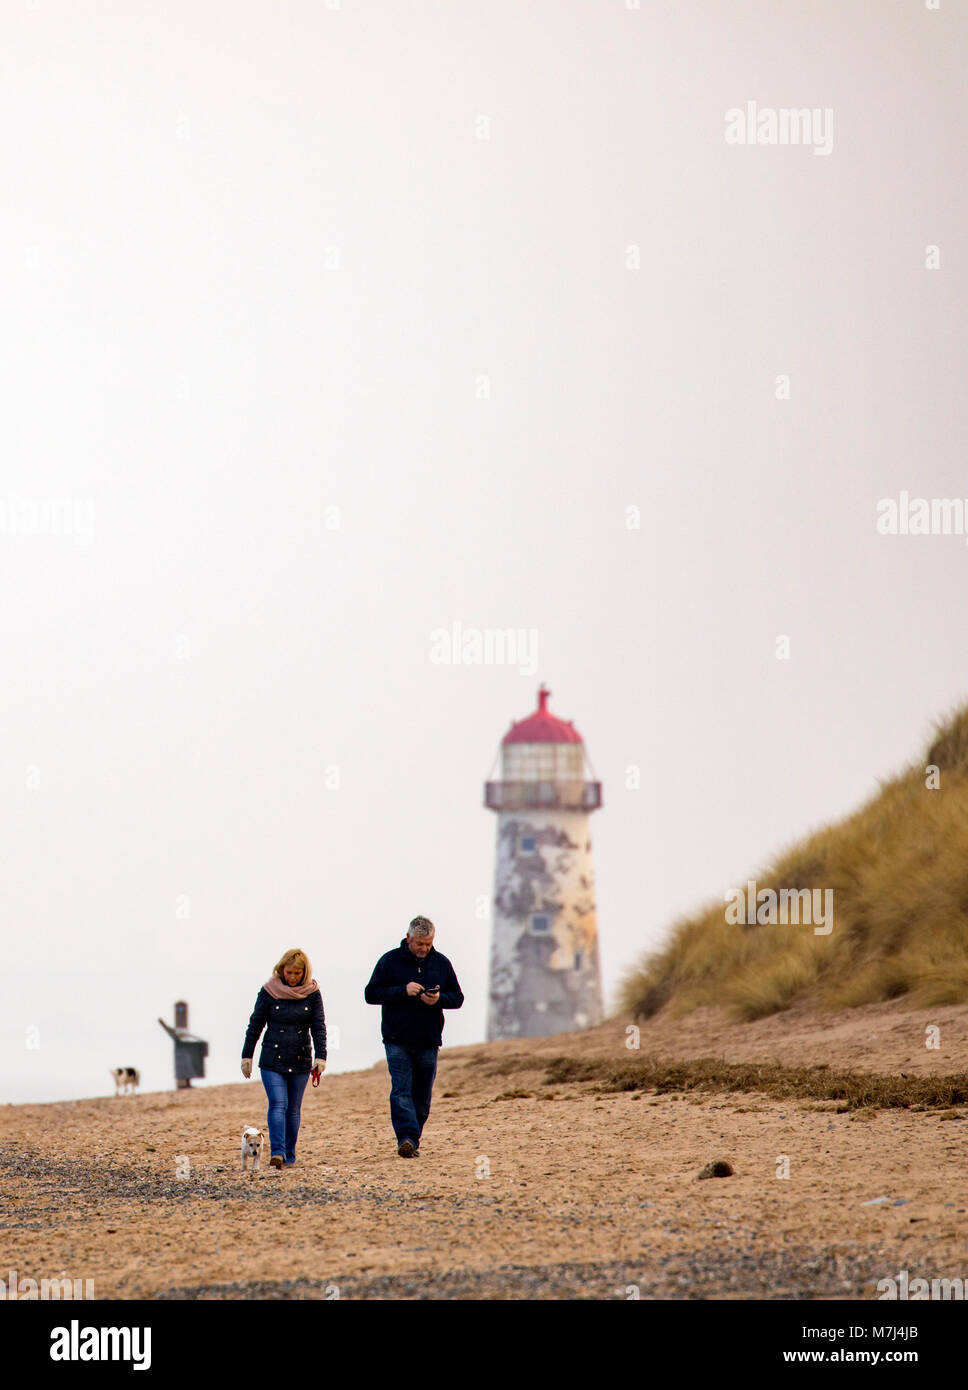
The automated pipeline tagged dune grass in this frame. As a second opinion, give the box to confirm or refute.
[538,1055,968,1112]
[476,1052,968,1111]
[620,703,968,1022]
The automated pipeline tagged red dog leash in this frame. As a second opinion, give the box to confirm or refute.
[311,1067,321,1087]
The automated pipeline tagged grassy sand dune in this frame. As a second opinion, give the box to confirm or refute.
[621,705,968,1021]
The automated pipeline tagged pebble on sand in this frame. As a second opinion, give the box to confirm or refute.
[697,1161,733,1180]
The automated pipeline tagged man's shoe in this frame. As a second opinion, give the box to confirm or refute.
[269,1155,284,1169]
[397,1139,416,1158]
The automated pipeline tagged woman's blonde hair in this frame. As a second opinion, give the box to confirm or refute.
[272,948,312,984]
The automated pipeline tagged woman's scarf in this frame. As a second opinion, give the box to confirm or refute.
[264,973,319,1000]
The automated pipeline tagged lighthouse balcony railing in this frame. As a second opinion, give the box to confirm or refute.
[484,780,602,811]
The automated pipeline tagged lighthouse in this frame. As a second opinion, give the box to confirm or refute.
[484,684,604,1040]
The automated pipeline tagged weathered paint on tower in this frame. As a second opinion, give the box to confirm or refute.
[484,685,604,1040]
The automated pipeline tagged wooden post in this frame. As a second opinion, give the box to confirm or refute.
[174,1002,189,1084]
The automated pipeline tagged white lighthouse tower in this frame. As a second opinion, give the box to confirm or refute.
[484,684,604,1040]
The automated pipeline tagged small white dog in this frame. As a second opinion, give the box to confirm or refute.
[241,1126,264,1173]
[110,1067,140,1096]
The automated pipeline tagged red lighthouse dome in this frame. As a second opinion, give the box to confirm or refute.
[485,684,601,812]
[502,685,583,745]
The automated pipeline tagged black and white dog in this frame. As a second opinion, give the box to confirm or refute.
[110,1067,140,1096]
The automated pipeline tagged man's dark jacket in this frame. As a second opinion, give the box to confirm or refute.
[364,940,464,1048]
[242,988,326,1075]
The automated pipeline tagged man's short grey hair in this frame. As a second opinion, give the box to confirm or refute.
[408,915,435,939]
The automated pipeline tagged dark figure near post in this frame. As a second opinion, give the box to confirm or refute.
[158,1001,209,1089]
[364,915,464,1157]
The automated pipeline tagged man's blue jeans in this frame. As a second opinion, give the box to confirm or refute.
[384,1043,438,1147]
[260,1069,310,1163]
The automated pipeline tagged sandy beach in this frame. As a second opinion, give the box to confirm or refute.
[2,1001,966,1300]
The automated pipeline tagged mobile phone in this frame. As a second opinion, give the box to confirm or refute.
[421,983,440,993]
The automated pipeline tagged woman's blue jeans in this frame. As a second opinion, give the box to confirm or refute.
[260,1069,310,1163]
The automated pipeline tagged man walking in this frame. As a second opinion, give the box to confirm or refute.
[364,915,464,1157]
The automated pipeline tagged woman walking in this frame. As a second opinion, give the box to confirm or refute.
[241,948,326,1169]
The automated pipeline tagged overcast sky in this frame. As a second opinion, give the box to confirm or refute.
[2,0,966,1103]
